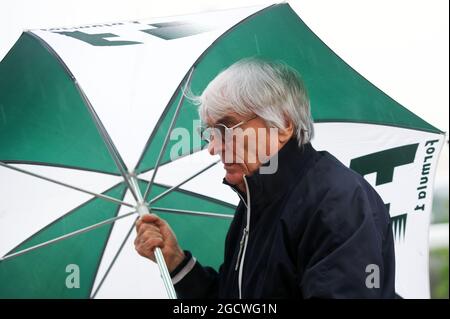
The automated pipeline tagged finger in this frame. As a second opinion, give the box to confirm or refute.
[140,214,159,223]
[142,229,164,241]
[137,224,160,238]
[136,218,142,227]
[135,243,156,260]
[135,234,163,253]
[134,228,162,245]
[141,214,165,227]
[135,219,143,232]
[142,237,164,251]
[137,230,164,247]
[136,216,160,234]
[134,235,141,247]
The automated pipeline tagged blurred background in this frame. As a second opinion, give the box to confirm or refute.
[1,0,448,298]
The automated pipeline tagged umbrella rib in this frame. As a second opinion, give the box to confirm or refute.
[143,66,195,202]
[27,31,139,202]
[74,78,140,203]
[151,207,233,219]
[0,161,134,208]
[0,211,137,262]
[148,159,220,204]
[90,216,138,299]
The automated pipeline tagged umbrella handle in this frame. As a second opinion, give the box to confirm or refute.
[137,202,177,299]
[154,247,178,299]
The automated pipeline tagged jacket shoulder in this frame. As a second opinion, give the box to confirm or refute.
[287,150,390,234]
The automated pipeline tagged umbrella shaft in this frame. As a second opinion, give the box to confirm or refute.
[129,175,177,299]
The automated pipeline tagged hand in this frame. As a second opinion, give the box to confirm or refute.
[134,214,185,272]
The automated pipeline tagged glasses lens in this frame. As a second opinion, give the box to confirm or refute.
[198,127,213,142]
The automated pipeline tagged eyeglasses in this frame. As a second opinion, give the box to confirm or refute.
[197,116,257,143]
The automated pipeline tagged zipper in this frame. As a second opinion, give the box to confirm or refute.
[234,175,251,299]
[227,176,251,299]
[235,227,248,271]
[231,186,249,272]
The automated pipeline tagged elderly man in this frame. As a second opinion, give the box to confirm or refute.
[135,58,396,298]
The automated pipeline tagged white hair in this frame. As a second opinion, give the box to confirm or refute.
[190,57,314,146]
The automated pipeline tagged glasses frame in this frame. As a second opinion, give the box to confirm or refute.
[198,116,257,143]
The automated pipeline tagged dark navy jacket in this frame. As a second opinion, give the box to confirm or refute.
[170,138,396,298]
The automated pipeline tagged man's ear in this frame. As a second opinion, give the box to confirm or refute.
[278,119,294,144]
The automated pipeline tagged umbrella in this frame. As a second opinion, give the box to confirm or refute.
[0,3,445,299]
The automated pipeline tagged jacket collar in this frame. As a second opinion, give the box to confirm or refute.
[223,138,319,207]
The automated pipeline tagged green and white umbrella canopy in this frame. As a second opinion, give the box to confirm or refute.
[0,3,445,299]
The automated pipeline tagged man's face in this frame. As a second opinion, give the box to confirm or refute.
[206,113,279,191]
